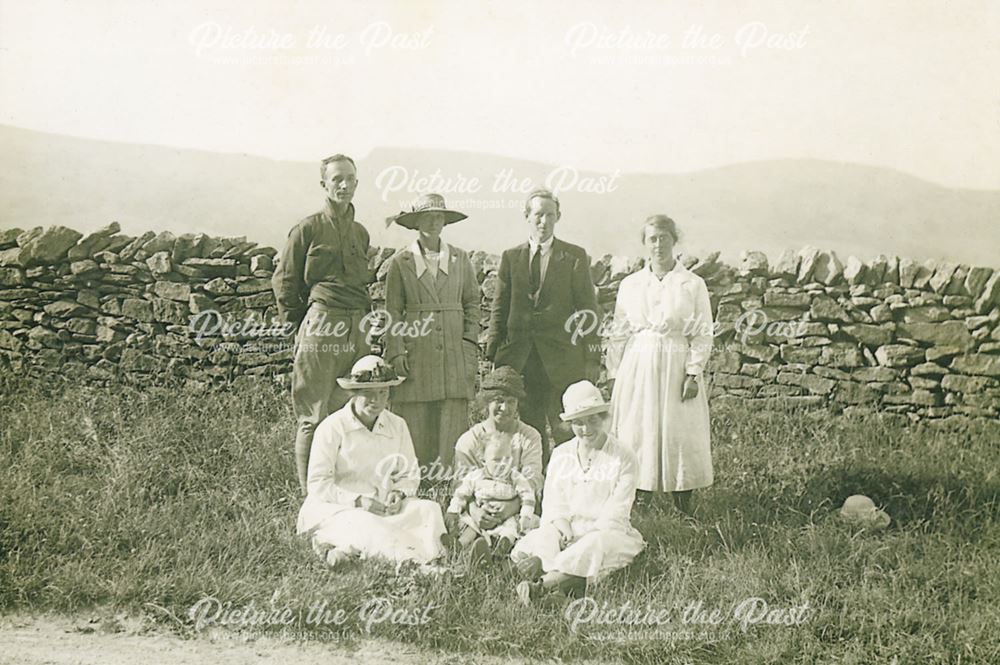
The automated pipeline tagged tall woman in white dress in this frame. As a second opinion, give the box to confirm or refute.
[607,215,714,514]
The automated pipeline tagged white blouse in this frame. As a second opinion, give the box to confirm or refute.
[540,435,638,532]
[606,262,714,377]
[305,400,420,507]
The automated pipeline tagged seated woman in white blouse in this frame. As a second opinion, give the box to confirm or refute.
[510,381,645,604]
[296,355,447,568]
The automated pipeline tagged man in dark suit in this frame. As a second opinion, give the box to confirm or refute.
[486,189,601,461]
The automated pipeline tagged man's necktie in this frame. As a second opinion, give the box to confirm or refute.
[529,245,542,297]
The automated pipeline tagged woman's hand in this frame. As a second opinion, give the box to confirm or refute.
[384,490,405,515]
[444,512,460,535]
[682,375,699,401]
[357,496,388,515]
[552,518,574,547]
[473,498,520,530]
[390,354,410,377]
[518,513,538,534]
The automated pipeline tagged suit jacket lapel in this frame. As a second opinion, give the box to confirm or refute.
[537,239,565,306]
[434,246,454,297]
[516,243,531,296]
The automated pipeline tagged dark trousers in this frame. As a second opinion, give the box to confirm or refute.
[519,344,572,465]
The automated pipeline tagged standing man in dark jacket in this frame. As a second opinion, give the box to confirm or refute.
[485,188,601,461]
[272,154,374,493]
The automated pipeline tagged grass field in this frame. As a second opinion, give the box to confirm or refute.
[1,374,998,664]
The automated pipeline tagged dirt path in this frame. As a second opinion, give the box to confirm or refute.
[0,614,580,665]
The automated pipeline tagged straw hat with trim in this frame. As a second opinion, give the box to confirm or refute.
[559,380,611,422]
[336,355,405,390]
[385,193,468,230]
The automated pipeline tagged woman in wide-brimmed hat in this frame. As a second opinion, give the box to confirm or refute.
[383,193,482,471]
[511,380,645,605]
[296,355,448,567]
[448,366,544,560]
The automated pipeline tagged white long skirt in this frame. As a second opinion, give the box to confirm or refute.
[299,496,446,565]
[510,518,645,582]
[610,331,713,492]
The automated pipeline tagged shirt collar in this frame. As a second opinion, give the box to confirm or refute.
[324,200,355,226]
[410,239,450,277]
[645,259,689,283]
[528,236,554,256]
[342,399,394,437]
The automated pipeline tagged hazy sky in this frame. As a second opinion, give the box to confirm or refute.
[2,0,998,189]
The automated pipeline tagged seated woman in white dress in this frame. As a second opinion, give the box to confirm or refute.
[296,355,447,568]
[510,381,645,604]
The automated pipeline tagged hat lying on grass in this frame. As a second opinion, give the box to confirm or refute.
[839,494,891,529]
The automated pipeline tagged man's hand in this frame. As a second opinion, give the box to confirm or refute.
[358,496,388,515]
[681,375,699,401]
[390,355,410,377]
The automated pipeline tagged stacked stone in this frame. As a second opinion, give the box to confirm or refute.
[706,248,1000,421]
[2,224,998,422]
[0,224,286,391]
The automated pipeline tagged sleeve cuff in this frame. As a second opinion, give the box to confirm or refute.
[337,490,361,507]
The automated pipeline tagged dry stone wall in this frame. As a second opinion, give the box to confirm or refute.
[1,224,998,423]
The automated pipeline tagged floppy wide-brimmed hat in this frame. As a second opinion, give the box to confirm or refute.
[479,366,526,400]
[559,380,611,422]
[386,193,468,230]
[839,494,891,529]
[336,355,405,390]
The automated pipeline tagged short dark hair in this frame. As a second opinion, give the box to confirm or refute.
[320,154,357,179]
[523,188,561,216]
[640,215,681,244]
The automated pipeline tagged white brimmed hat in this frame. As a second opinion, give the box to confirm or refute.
[559,380,611,422]
[336,355,405,390]
[386,193,468,230]
[839,494,891,529]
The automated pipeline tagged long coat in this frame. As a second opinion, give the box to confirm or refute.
[485,238,600,391]
[384,240,480,403]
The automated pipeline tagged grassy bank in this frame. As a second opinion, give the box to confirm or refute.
[1,374,998,663]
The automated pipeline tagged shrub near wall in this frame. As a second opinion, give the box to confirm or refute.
[1,225,998,422]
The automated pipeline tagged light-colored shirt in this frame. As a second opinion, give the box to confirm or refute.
[607,261,714,377]
[305,400,420,507]
[541,434,638,532]
[447,467,536,517]
[453,420,544,496]
[527,235,555,290]
[411,239,451,279]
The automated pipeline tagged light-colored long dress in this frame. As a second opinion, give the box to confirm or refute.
[510,434,645,583]
[297,400,446,564]
[384,240,481,468]
[607,262,714,492]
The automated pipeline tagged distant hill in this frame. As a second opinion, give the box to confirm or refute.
[2,124,997,266]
